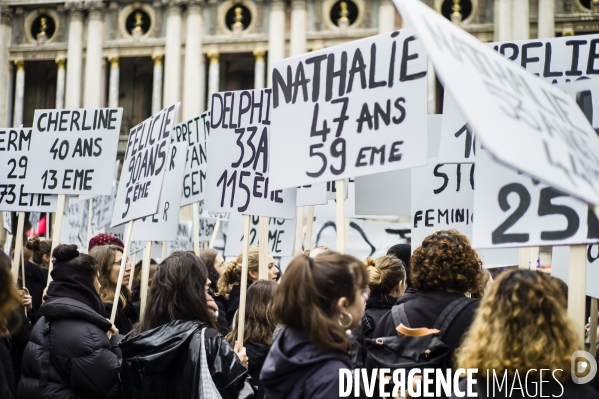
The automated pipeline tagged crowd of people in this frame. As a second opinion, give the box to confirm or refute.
[0,229,598,398]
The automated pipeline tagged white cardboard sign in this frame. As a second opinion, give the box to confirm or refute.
[296,180,349,207]
[439,35,599,164]
[25,108,123,195]
[473,149,599,249]
[556,79,599,133]
[60,197,90,250]
[225,213,295,257]
[172,111,210,206]
[552,244,599,299]
[410,158,518,267]
[131,142,187,241]
[205,89,296,219]
[269,28,428,190]
[394,0,599,206]
[0,128,58,212]
[111,103,180,226]
[165,221,194,256]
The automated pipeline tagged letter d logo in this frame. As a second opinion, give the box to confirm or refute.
[571,350,597,384]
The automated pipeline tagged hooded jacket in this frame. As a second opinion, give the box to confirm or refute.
[261,327,366,399]
[17,297,122,399]
[119,319,257,399]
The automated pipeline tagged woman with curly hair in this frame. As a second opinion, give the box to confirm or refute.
[362,255,406,338]
[452,269,597,398]
[217,246,279,328]
[226,280,277,399]
[371,230,481,371]
[89,244,137,335]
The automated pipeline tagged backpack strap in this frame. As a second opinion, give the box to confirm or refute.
[433,296,472,339]
[39,322,51,388]
[391,303,410,328]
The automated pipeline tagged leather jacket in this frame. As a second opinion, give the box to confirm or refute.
[119,319,257,399]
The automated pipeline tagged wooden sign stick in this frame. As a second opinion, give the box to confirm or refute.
[87,199,93,248]
[110,219,134,323]
[47,194,67,286]
[305,206,315,252]
[237,215,251,346]
[209,220,221,249]
[128,251,138,290]
[139,240,153,321]
[21,246,27,317]
[294,206,304,255]
[518,247,530,269]
[567,244,587,342]
[589,298,598,357]
[162,241,167,260]
[336,179,346,254]
[11,212,25,284]
[192,202,200,255]
[258,216,269,280]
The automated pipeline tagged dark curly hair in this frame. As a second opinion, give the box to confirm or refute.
[410,230,481,293]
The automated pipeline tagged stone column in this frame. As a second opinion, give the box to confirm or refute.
[538,0,555,39]
[267,0,285,86]
[207,52,219,101]
[55,58,66,109]
[290,0,306,57]
[494,0,512,42]
[254,50,266,90]
[12,60,25,127]
[183,0,204,119]
[83,1,105,108]
[512,0,529,40]
[163,1,182,108]
[107,56,119,108]
[0,7,13,127]
[65,3,84,108]
[152,54,163,114]
[378,0,396,34]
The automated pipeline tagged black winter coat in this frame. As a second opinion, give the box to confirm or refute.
[361,294,398,339]
[261,327,368,399]
[119,319,257,399]
[17,297,123,399]
[245,341,270,399]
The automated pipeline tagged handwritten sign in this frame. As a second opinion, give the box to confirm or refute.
[395,0,599,206]
[0,128,58,212]
[166,221,194,256]
[131,142,187,241]
[111,103,180,226]
[23,108,122,195]
[472,149,599,249]
[172,111,210,206]
[205,89,296,219]
[269,28,427,189]
[60,197,90,250]
[225,213,295,257]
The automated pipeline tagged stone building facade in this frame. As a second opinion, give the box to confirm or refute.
[1,0,598,155]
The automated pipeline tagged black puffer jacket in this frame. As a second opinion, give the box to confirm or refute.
[119,319,257,399]
[17,297,122,399]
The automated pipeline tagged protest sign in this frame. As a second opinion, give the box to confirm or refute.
[24,109,123,195]
[0,128,58,212]
[131,142,187,241]
[225,213,295,257]
[165,221,194,257]
[172,111,210,206]
[205,89,296,219]
[111,103,180,226]
[557,79,599,133]
[552,244,599,300]
[269,29,428,190]
[87,160,119,230]
[439,35,599,163]
[473,149,599,249]
[411,158,518,267]
[394,0,599,206]
[296,180,349,207]
[355,114,442,216]
[60,197,90,250]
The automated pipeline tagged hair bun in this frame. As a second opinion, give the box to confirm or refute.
[53,244,79,263]
[25,236,41,251]
[364,257,376,268]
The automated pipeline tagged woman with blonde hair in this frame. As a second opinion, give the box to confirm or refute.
[362,255,406,338]
[89,244,137,334]
[217,246,279,327]
[227,280,277,399]
[453,269,597,398]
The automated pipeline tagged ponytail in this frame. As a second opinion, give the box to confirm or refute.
[216,246,260,297]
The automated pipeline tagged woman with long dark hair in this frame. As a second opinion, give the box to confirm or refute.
[23,236,51,311]
[227,280,277,399]
[119,251,257,399]
[200,248,228,331]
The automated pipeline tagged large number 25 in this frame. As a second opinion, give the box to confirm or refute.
[491,184,580,244]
